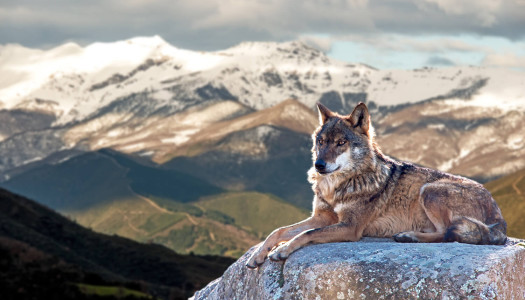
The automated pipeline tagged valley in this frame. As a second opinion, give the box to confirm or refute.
[1,149,309,257]
[0,187,235,299]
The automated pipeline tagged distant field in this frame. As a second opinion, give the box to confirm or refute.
[196,191,310,239]
[485,168,525,239]
[66,190,309,258]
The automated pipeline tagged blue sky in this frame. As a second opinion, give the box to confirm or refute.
[325,34,525,69]
[1,0,525,70]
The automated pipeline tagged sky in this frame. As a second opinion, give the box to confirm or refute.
[1,0,525,70]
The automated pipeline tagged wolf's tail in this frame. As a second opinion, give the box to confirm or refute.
[444,216,507,245]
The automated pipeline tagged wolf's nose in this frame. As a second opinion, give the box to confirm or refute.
[315,159,326,171]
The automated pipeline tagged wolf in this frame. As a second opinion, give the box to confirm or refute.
[246,102,507,268]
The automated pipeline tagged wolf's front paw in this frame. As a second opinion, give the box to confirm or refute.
[393,231,420,243]
[246,247,268,269]
[268,243,291,261]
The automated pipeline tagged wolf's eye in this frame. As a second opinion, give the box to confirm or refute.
[337,140,346,146]
[318,138,324,145]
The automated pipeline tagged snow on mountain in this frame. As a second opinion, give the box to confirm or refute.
[1,36,525,180]
[3,36,523,126]
[1,36,176,122]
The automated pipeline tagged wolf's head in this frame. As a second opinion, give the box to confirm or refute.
[312,102,380,176]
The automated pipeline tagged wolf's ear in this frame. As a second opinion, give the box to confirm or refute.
[348,102,370,134]
[316,103,333,124]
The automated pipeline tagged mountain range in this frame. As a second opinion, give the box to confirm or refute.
[1,36,524,180]
[1,36,524,256]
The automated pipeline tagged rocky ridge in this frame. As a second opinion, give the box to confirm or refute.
[192,237,525,300]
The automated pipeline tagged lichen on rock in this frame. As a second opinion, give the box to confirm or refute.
[192,237,525,300]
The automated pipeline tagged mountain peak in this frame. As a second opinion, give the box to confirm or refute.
[45,42,83,58]
[226,40,314,52]
[124,35,169,47]
[221,40,331,63]
[85,35,171,50]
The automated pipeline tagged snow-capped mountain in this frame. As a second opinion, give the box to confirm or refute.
[2,36,525,258]
[2,36,523,122]
[1,36,525,183]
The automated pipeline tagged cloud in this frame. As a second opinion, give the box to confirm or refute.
[1,0,525,70]
[419,0,502,27]
[329,34,488,55]
[298,35,334,52]
[2,0,525,51]
[482,52,525,69]
[426,56,456,66]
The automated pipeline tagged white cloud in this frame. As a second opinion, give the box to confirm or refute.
[1,0,525,70]
[420,0,502,27]
[191,0,269,29]
[298,35,334,52]
[2,0,525,49]
[328,34,487,54]
[482,52,525,69]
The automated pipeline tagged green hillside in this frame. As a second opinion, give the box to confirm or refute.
[67,195,260,257]
[196,192,310,239]
[0,188,234,299]
[67,191,309,258]
[1,151,136,210]
[485,168,525,239]
[1,150,311,258]
[100,149,223,203]
[1,150,223,211]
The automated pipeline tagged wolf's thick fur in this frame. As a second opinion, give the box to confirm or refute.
[246,102,507,268]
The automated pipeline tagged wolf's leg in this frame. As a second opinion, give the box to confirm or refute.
[246,210,337,268]
[393,231,445,243]
[395,180,507,244]
[444,216,506,244]
[395,217,506,244]
[394,182,453,243]
[267,222,360,261]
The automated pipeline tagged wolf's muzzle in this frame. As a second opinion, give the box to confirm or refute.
[315,159,327,172]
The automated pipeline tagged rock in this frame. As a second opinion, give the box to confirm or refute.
[191,237,525,300]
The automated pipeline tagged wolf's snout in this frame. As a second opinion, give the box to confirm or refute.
[315,159,327,172]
